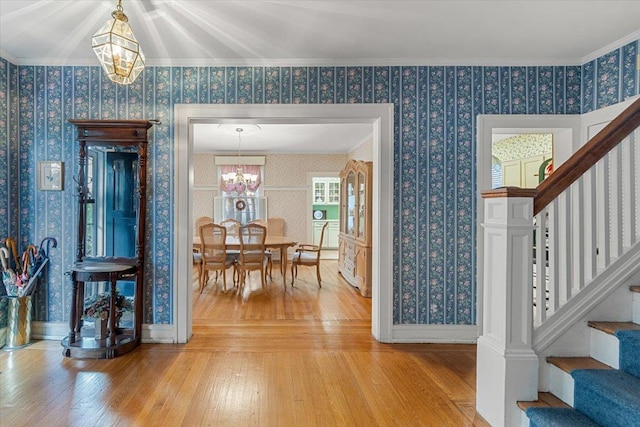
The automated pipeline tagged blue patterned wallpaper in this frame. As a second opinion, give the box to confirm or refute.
[0,39,638,328]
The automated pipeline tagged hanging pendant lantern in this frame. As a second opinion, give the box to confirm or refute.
[92,0,145,85]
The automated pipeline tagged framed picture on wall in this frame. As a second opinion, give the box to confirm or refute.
[38,161,64,191]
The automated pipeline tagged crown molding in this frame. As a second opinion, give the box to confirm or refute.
[3,32,638,69]
[0,48,18,65]
[581,29,640,64]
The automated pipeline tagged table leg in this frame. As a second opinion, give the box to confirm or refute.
[68,276,78,343]
[281,246,288,286]
[108,275,117,346]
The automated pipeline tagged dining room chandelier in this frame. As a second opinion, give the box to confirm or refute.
[233,127,248,193]
[91,0,145,85]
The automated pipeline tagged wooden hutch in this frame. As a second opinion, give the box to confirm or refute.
[338,160,372,297]
[61,119,152,359]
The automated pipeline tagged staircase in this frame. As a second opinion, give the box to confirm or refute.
[476,97,640,426]
[519,286,640,426]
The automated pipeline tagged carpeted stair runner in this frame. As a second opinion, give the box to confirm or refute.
[572,369,640,427]
[524,319,640,426]
[526,407,600,427]
[615,329,640,378]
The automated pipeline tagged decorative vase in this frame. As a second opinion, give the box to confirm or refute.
[95,317,108,340]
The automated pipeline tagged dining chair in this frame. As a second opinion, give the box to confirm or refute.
[194,216,213,236]
[220,218,241,237]
[249,219,273,279]
[237,223,268,290]
[192,217,213,287]
[199,223,236,293]
[220,218,242,260]
[291,221,328,287]
[249,218,269,229]
[266,217,285,278]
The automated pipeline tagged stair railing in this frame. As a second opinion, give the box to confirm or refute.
[532,98,640,334]
[476,97,640,427]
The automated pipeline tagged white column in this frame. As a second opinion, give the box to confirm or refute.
[476,188,538,427]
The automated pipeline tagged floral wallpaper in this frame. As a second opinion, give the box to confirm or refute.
[0,39,638,329]
[492,134,553,163]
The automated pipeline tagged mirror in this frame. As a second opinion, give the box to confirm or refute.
[83,147,139,259]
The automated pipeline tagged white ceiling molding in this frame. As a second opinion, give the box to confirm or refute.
[581,29,640,65]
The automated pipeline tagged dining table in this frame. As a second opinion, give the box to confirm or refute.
[193,235,298,285]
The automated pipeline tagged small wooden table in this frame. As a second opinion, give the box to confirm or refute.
[61,262,137,359]
[194,235,298,285]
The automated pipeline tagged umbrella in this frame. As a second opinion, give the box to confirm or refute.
[17,249,32,288]
[23,244,38,277]
[21,237,57,296]
[5,237,22,275]
[0,247,19,296]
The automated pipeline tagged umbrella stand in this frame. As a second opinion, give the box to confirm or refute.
[21,258,49,296]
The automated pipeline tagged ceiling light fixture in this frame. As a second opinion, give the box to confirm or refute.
[233,127,248,193]
[92,0,145,85]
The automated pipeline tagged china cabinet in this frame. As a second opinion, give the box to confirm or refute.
[313,220,339,248]
[61,119,153,359]
[338,160,372,297]
[313,177,340,204]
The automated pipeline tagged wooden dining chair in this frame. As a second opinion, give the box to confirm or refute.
[199,223,236,293]
[220,218,241,237]
[237,223,268,290]
[249,218,273,279]
[220,217,241,260]
[291,221,328,287]
[192,216,213,287]
[194,216,213,236]
[266,217,285,274]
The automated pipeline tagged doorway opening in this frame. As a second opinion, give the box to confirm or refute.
[174,104,395,343]
[475,114,581,332]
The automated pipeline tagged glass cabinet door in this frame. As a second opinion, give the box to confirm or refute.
[346,172,356,235]
[313,181,326,203]
[328,180,340,204]
[358,172,366,238]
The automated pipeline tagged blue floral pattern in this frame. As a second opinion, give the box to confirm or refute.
[0,39,638,329]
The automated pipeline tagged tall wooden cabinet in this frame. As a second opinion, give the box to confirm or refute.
[338,160,372,297]
[61,120,152,359]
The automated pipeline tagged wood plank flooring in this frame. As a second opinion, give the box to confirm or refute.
[0,260,488,426]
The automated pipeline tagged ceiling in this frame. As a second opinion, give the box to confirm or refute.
[193,122,373,153]
[2,1,639,153]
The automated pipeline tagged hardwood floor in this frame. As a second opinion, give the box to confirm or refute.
[0,260,488,426]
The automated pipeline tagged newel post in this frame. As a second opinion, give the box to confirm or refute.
[476,187,539,427]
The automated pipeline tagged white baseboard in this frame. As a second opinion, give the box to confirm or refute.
[392,324,478,343]
[30,322,478,345]
[142,324,176,343]
[32,321,68,340]
[31,321,177,344]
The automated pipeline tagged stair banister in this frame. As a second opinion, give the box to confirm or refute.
[476,187,538,427]
[477,97,640,426]
[534,97,640,215]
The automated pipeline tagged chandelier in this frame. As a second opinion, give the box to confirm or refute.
[218,124,261,195]
[233,127,248,193]
[91,0,145,85]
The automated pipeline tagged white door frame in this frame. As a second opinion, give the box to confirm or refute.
[174,104,395,343]
[476,114,581,334]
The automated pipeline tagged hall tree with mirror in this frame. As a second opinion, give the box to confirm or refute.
[61,119,153,359]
